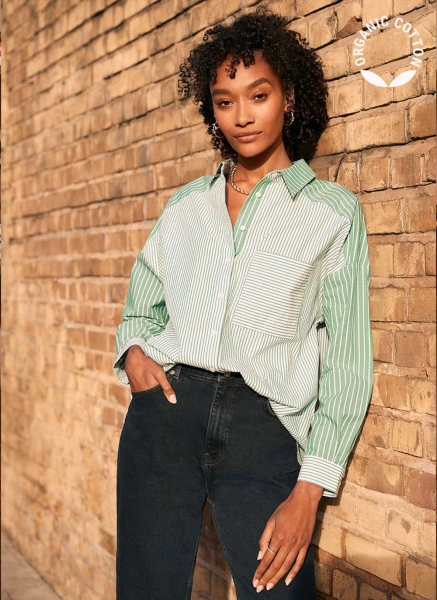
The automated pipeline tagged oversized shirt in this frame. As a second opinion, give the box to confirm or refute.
[113,157,374,498]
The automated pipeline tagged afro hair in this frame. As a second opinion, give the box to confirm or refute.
[177,4,329,162]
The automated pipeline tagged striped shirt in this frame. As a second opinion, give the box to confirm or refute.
[113,157,374,498]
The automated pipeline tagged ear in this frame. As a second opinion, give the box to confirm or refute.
[284,87,295,111]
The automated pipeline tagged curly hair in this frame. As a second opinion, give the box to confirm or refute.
[177,5,329,163]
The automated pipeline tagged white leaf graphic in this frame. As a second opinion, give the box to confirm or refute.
[389,70,417,87]
[360,70,388,87]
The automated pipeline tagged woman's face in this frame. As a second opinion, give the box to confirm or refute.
[210,52,292,159]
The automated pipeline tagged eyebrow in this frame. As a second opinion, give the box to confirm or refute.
[211,77,273,97]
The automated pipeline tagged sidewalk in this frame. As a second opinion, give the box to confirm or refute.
[1,530,61,600]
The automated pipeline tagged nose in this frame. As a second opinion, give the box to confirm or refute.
[235,103,254,127]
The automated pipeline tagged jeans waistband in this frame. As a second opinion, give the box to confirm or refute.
[171,362,245,382]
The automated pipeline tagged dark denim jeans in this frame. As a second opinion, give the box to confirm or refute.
[116,362,316,599]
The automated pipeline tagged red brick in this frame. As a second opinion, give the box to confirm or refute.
[395,331,427,366]
[405,469,436,509]
[410,100,436,138]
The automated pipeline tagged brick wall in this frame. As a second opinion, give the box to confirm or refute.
[1,0,435,599]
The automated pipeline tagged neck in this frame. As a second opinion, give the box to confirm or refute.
[232,148,293,186]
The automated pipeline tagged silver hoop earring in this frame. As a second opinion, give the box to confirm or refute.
[284,109,295,126]
[212,121,225,139]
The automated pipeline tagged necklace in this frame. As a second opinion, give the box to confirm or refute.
[229,163,250,195]
[229,160,292,194]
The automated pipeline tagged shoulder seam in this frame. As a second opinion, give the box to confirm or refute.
[147,175,210,239]
[303,179,357,224]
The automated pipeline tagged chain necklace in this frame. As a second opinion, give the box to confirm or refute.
[229,162,250,195]
[228,160,293,195]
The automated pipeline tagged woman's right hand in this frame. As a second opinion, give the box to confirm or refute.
[125,345,177,403]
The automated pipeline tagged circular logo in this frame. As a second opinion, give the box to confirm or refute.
[354,16,424,88]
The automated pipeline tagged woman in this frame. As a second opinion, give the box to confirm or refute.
[113,6,374,599]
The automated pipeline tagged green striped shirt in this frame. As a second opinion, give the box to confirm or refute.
[113,158,374,498]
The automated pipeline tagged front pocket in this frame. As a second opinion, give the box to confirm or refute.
[131,382,162,396]
[130,370,174,397]
[232,251,314,339]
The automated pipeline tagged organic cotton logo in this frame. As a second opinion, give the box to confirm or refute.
[354,16,424,87]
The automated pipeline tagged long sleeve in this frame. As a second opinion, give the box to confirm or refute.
[297,198,374,497]
[113,216,169,386]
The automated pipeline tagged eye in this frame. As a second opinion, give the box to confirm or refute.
[217,92,268,108]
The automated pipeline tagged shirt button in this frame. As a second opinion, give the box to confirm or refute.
[255,191,262,197]
[211,329,217,335]
[218,292,224,298]
[240,225,246,231]
[271,171,278,178]
[225,256,231,263]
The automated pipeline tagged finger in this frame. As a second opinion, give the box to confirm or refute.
[257,519,276,560]
[252,521,276,585]
[253,536,284,588]
[253,543,292,591]
[285,545,308,586]
[160,377,177,403]
[261,545,301,590]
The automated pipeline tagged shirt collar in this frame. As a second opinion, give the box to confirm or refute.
[209,158,317,199]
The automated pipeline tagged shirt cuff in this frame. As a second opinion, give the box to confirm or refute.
[113,338,150,386]
[297,455,346,498]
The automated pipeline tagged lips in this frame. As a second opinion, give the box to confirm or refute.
[234,132,262,142]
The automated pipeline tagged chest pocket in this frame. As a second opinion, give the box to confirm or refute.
[232,250,314,339]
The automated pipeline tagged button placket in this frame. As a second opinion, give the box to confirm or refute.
[233,177,275,257]
[231,177,268,245]
[233,176,283,261]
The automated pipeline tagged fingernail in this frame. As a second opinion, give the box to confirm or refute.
[169,394,177,403]
[256,584,264,593]
[253,579,259,587]
[257,550,263,560]
[285,577,292,586]
[266,583,274,590]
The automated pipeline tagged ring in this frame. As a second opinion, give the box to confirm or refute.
[267,545,277,554]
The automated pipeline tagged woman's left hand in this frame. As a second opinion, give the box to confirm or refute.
[252,481,323,592]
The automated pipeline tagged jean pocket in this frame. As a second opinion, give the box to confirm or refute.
[130,370,175,397]
[131,383,162,396]
[232,251,314,339]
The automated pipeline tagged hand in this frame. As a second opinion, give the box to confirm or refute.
[252,481,323,592]
[125,345,177,404]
